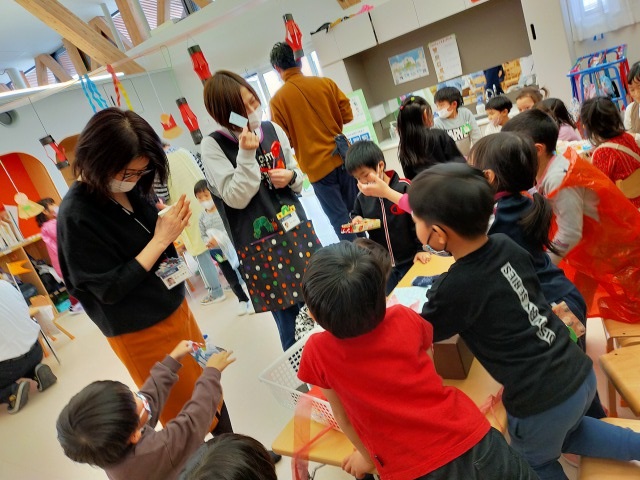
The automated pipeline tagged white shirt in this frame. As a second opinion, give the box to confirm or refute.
[0,280,40,362]
[623,101,640,145]
[483,122,502,136]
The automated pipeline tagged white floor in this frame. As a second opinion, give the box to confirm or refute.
[0,281,636,480]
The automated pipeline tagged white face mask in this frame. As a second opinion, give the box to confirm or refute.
[200,200,215,210]
[109,179,137,193]
[436,107,452,119]
[490,117,501,127]
[248,106,262,131]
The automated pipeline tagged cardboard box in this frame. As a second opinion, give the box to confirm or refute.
[433,335,474,379]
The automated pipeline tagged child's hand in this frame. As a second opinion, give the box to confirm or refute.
[357,173,390,198]
[206,237,219,249]
[206,350,236,372]
[342,450,375,478]
[351,216,364,225]
[170,340,195,361]
[238,126,259,151]
[267,169,294,189]
[414,252,431,264]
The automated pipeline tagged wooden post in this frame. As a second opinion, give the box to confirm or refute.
[114,0,150,46]
[35,57,49,85]
[35,54,72,82]
[14,0,145,75]
[20,71,31,88]
[61,39,88,75]
[192,0,212,7]
[157,0,171,26]
[89,16,133,51]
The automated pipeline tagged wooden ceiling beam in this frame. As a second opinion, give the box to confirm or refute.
[157,0,171,26]
[89,16,133,51]
[0,84,11,93]
[20,71,30,88]
[36,53,72,82]
[192,0,212,7]
[35,58,49,85]
[61,39,88,75]
[14,0,144,75]
[114,0,149,46]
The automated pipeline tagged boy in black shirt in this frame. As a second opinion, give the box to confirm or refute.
[346,141,428,293]
[410,163,640,480]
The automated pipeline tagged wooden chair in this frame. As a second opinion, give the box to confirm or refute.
[615,168,640,199]
[30,295,75,341]
[578,417,640,478]
[599,344,640,417]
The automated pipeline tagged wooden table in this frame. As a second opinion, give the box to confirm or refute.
[272,256,506,468]
[578,418,640,478]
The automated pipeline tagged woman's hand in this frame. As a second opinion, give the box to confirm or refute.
[239,126,259,151]
[267,169,294,189]
[154,194,191,247]
[206,350,236,372]
[342,450,375,479]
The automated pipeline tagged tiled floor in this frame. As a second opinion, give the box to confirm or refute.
[0,195,636,479]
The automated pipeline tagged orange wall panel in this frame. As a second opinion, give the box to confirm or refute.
[0,153,42,238]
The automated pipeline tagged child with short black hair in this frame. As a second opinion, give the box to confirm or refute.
[180,433,276,480]
[298,241,536,479]
[484,95,512,135]
[57,341,235,480]
[502,109,640,324]
[345,141,427,293]
[535,98,581,141]
[579,96,640,208]
[194,180,252,315]
[433,86,481,155]
[412,162,640,479]
[624,61,640,140]
[353,237,392,282]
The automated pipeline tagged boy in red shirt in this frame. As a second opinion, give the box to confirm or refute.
[297,242,536,480]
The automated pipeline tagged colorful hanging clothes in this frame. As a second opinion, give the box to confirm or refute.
[548,148,640,323]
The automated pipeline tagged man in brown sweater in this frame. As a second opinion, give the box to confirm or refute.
[269,42,356,240]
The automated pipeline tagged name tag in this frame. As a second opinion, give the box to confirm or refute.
[277,205,301,232]
[155,257,190,290]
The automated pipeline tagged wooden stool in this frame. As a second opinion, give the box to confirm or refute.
[599,344,640,417]
[600,320,640,416]
[578,418,640,478]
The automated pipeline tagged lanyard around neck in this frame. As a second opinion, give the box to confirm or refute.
[110,198,151,235]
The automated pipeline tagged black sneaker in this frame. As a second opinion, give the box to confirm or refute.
[34,364,57,392]
[8,381,29,414]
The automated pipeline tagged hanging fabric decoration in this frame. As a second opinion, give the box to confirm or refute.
[176,97,203,145]
[283,14,304,60]
[106,64,134,110]
[80,75,108,113]
[160,113,184,139]
[39,135,69,170]
[188,45,212,84]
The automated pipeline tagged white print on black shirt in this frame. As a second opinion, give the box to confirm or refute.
[446,123,471,142]
[500,262,556,346]
[256,151,275,189]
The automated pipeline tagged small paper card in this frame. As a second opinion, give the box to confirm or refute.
[155,257,190,289]
[277,205,301,232]
[229,112,248,129]
[188,339,225,369]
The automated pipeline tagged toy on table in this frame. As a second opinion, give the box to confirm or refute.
[188,336,226,369]
[340,218,381,234]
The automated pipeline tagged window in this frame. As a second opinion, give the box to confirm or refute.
[112,0,185,43]
[54,49,78,78]
[262,51,323,98]
[567,0,636,41]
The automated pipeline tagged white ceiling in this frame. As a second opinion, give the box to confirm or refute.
[0,1,117,73]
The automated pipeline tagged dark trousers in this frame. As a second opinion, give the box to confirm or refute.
[417,428,537,480]
[272,303,302,351]
[386,261,415,295]
[0,341,43,404]
[210,251,249,303]
[312,165,359,241]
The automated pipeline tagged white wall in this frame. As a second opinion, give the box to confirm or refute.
[573,23,640,67]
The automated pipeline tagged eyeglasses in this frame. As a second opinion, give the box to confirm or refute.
[135,392,152,425]
[121,168,154,181]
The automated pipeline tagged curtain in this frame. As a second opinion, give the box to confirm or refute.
[567,0,637,41]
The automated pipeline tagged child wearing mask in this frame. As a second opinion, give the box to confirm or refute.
[194,180,252,316]
[433,86,481,156]
[483,95,512,136]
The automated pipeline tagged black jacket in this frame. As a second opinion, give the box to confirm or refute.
[352,171,421,267]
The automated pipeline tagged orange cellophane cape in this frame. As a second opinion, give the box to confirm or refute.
[547,148,640,323]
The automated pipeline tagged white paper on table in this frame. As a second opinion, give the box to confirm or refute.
[387,286,431,313]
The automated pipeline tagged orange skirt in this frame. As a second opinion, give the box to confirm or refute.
[107,299,221,428]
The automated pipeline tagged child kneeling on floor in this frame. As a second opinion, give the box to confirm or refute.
[412,163,640,479]
[297,241,536,479]
[56,341,235,480]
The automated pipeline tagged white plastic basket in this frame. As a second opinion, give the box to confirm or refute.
[258,328,341,431]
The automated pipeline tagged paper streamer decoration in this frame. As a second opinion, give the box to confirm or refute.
[106,64,133,110]
[80,75,108,113]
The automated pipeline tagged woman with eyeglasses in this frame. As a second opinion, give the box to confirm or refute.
[57,108,232,433]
